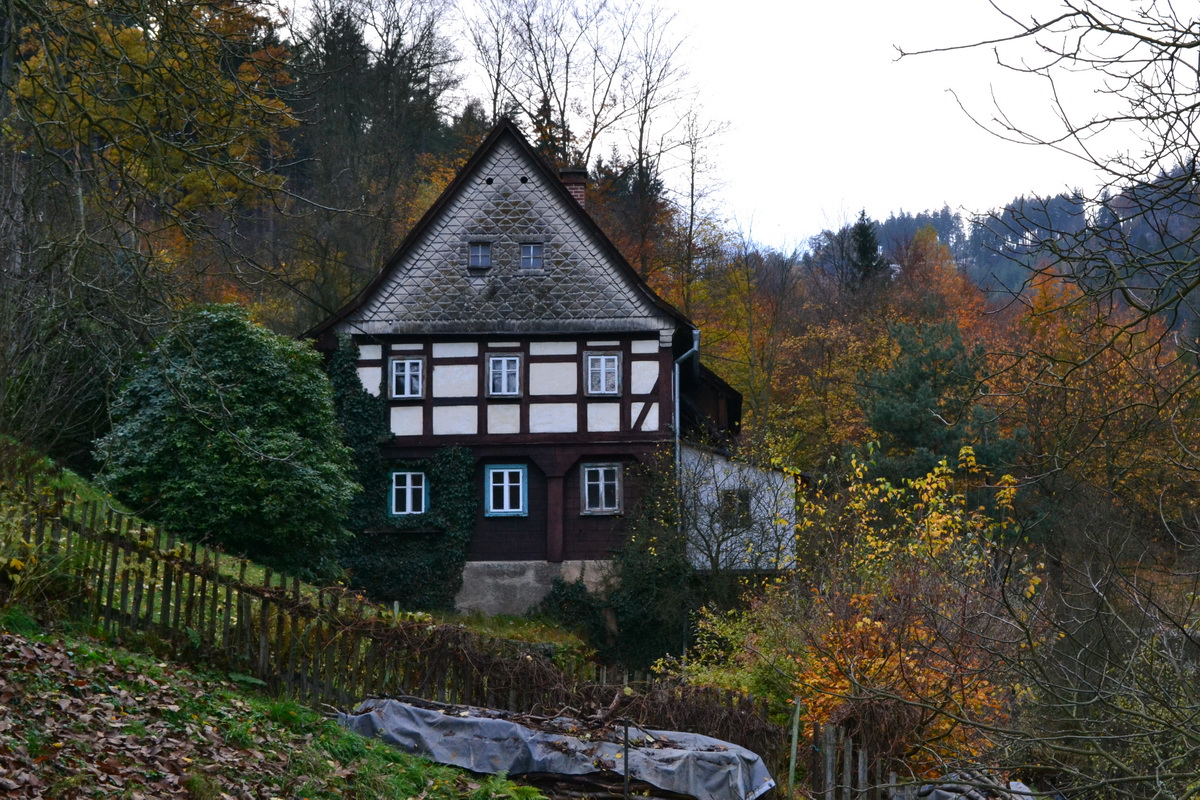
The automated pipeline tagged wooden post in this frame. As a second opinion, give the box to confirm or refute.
[787,697,801,799]
[546,475,564,562]
[841,731,852,800]
[823,724,836,800]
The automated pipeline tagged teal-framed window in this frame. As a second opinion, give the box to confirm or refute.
[485,464,527,516]
[391,471,428,515]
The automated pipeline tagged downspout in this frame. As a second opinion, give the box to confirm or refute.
[673,329,700,532]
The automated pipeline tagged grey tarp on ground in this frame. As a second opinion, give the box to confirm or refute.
[337,698,775,800]
[912,773,1035,800]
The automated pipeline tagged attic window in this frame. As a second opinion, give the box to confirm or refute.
[520,243,543,269]
[469,242,492,268]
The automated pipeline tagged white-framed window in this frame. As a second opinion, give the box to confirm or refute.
[390,358,424,398]
[488,355,521,396]
[582,464,621,514]
[391,471,427,515]
[585,353,620,395]
[520,243,544,269]
[469,242,492,268]
[485,464,527,516]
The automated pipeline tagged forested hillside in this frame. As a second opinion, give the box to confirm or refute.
[6,0,1200,792]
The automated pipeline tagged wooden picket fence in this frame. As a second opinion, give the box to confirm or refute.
[809,723,902,799]
[7,492,786,769]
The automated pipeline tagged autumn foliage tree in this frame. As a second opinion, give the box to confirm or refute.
[675,451,1039,775]
[1,0,299,465]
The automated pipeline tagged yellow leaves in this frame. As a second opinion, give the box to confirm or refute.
[11,0,298,220]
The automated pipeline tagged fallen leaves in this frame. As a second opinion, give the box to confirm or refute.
[0,632,300,798]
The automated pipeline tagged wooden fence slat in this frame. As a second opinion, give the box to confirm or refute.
[104,524,121,633]
[256,568,272,682]
[183,544,198,638]
[208,552,220,647]
[196,550,209,648]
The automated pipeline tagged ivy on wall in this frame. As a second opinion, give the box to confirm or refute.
[326,336,477,609]
[538,450,703,669]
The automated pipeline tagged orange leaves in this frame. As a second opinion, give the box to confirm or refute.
[991,274,1197,514]
[786,457,1034,769]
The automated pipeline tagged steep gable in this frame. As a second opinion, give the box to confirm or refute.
[318,122,690,338]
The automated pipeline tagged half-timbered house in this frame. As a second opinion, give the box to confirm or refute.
[312,121,789,613]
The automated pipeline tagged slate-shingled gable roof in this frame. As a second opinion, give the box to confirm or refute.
[310,119,695,340]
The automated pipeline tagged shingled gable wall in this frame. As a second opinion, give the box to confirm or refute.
[335,132,677,338]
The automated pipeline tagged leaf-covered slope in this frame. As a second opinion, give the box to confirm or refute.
[0,631,543,799]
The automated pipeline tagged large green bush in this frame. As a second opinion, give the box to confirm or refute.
[95,305,357,579]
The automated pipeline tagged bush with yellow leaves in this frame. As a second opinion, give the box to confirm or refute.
[675,448,1045,777]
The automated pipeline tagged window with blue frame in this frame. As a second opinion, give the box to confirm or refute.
[391,471,427,515]
[485,464,527,516]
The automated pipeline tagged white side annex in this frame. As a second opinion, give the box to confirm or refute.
[679,443,797,572]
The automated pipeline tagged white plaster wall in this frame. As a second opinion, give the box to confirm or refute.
[392,343,422,351]
[488,405,521,434]
[390,406,423,436]
[359,344,382,360]
[433,364,478,397]
[530,341,577,356]
[529,362,576,395]
[679,443,797,572]
[433,405,478,435]
[529,403,577,433]
[357,366,381,396]
[433,342,478,358]
[631,340,658,354]
[630,361,659,394]
[632,402,659,431]
[587,403,621,432]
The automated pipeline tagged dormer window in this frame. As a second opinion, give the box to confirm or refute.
[469,242,492,268]
[520,243,544,269]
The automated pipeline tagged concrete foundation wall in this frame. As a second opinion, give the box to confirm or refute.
[455,560,611,615]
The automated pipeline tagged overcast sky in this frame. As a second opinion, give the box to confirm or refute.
[655,0,1107,251]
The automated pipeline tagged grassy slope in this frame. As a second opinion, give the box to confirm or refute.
[0,617,544,799]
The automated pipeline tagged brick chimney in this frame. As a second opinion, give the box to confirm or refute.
[559,167,587,208]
